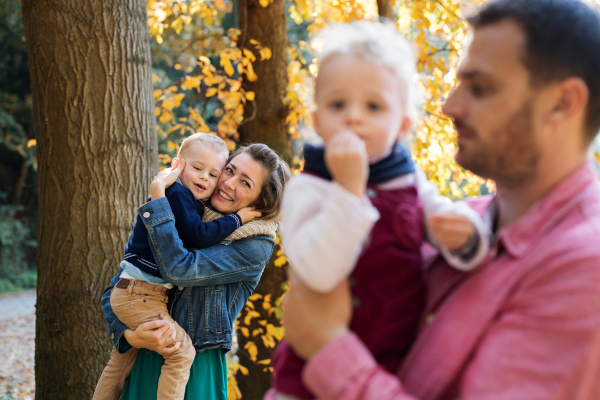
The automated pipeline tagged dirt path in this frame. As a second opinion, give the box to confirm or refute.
[0,290,36,399]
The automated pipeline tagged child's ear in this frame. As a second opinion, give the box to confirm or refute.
[397,117,412,141]
[171,157,180,171]
[312,111,319,129]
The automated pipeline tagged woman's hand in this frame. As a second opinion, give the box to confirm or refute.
[150,160,185,200]
[283,270,352,360]
[122,314,181,355]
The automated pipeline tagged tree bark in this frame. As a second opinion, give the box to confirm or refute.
[238,0,291,164]
[377,0,397,22]
[236,1,290,398]
[21,0,157,398]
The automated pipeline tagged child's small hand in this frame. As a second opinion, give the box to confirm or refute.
[150,159,185,200]
[427,212,475,251]
[325,129,369,198]
[237,207,262,224]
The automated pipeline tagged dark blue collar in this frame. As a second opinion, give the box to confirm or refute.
[303,142,415,184]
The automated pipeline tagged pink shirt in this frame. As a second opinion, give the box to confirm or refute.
[302,162,600,400]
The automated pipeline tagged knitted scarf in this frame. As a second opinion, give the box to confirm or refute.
[303,142,415,184]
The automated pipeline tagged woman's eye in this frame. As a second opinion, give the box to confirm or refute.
[224,167,233,174]
[242,180,250,188]
[367,102,381,111]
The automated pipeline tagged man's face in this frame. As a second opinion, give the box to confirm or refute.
[442,20,542,187]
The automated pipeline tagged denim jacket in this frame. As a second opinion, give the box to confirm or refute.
[101,197,275,353]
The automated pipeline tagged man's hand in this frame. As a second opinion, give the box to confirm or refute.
[427,212,475,251]
[150,159,185,200]
[324,130,369,198]
[283,270,352,360]
[122,314,180,356]
[237,207,262,224]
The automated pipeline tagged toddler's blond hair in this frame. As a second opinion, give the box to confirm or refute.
[315,21,418,123]
[178,132,229,159]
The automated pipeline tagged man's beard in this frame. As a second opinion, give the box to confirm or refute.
[454,101,540,188]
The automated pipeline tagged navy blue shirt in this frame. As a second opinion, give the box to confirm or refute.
[123,182,242,277]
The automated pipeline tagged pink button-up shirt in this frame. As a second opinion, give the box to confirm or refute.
[302,162,600,400]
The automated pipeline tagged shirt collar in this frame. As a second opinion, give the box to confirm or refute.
[486,162,598,258]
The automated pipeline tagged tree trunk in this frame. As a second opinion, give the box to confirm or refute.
[21,0,157,398]
[236,1,290,398]
[238,0,291,164]
[377,0,397,22]
[236,245,288,400]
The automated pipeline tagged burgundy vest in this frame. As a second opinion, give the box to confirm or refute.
[272,179,427,398]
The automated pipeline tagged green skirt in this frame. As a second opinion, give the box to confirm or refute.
[120,348,228,400]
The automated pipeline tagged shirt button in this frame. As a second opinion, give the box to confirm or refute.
[142,212,150,218]
[366,188,377,198]
[352,297,361,309]
[425,313,435,324]
[110,333,114,340]
[348,276,356,288]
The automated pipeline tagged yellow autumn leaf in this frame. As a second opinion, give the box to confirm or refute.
[221,56,234,76]
[244,341,258,362]
[245,91,255,101]
[248,293,263,301]
[259,0,269,7]
[238,365,249,375]
[240,327,249,337]
[259,47,272,60]
[257,359,271,365]
[595,151,600,164]
[206,88,218,97]
[27,139,36,148]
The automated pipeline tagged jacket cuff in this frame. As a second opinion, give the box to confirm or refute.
[138,197,174,228]
[230,213,242,229]
[109,318,132,354]
[302,332,377,399]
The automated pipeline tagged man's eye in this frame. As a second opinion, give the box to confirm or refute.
[470,84,488,98]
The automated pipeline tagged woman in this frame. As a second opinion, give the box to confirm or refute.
[100,143,291,399]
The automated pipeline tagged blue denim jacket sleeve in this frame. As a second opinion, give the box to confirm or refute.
[139,197,275,287]
[101,268,131,352]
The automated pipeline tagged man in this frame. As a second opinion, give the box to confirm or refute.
[282,0,600,399]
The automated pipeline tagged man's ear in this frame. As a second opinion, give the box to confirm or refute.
[171,157,180,171]
[397,116,412,141]
[549,77,589,124]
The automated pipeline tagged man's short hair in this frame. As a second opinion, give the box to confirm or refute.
[178,132,229,158]
[468,0,600,142]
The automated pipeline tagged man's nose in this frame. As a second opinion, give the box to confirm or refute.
[441,87,465,121]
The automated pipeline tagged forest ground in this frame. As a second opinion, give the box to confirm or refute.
[0,290,35,399]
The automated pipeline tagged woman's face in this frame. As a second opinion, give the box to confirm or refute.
[210,152,266,214]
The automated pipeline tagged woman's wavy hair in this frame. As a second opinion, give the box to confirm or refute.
[228,143,291,222]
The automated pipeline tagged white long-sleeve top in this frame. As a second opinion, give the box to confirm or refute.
[280,167,490,293]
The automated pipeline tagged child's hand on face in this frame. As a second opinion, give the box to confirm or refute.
[324,129,369,198]
[237,207,262,224]
[427,212,475,251]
